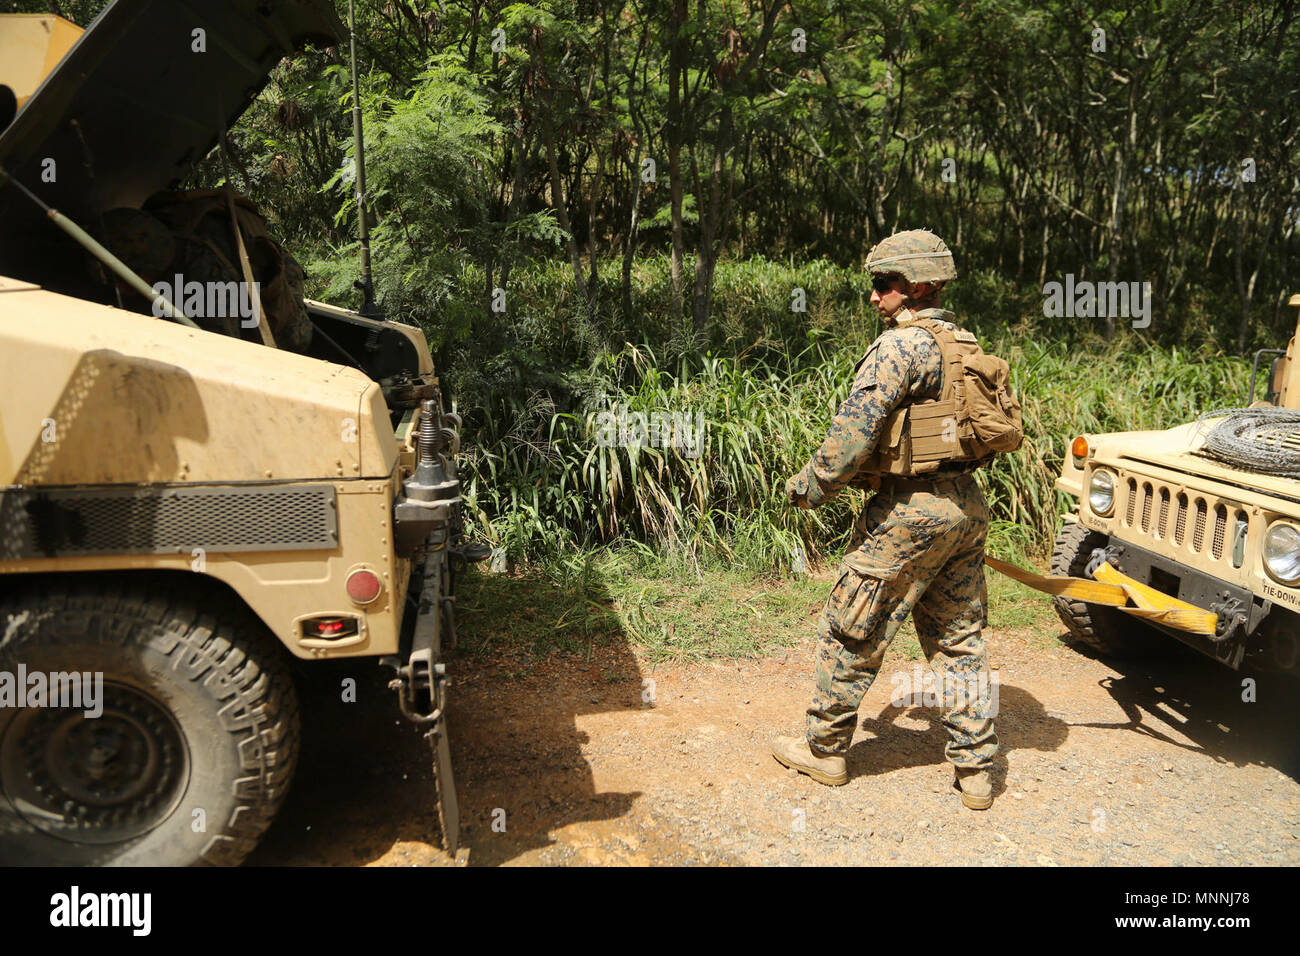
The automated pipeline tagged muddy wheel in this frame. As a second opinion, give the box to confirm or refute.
[0,581,298,865]
[1050,523,1162,658]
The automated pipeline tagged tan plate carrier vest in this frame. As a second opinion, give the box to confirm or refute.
[859,314,1021,477]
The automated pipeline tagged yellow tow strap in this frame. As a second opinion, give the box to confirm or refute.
[984,555,1220,637]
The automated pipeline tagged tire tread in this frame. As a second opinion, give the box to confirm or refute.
[0,578,299,866]
[1050,523,1158,657]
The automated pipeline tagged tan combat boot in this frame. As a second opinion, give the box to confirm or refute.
[953,767,993,810]
[771,735,849,786]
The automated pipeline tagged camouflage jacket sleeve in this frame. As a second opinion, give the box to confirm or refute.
[787,326,943,507]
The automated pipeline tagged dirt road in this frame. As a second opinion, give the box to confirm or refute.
[249,577,1300,867]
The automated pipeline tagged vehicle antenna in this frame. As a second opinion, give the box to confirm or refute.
[348,0,379,318]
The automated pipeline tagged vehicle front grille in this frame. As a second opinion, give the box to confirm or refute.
[1119,476,1247,573]
[1211,505,1227,560]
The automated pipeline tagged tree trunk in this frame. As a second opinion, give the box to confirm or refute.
[499,123,530,293]
[692,105,734,333]
[622,145,644,326]
[541,104,589,305]
[667,0,687,327]
[1233,208,1249,351]
[588,148,604,291]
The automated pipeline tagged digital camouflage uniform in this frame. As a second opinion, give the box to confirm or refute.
[787,313,999,770]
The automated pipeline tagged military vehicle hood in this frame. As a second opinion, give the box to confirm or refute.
[1093,421,1300,503]
[0,278,397,484]
[0,0,342,275]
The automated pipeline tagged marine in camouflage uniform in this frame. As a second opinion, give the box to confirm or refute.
[772,229,999,809]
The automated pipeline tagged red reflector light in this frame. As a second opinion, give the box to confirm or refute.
[346,569,383,604]
[302,616,360,640]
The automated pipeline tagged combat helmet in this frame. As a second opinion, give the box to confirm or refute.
[865,229,957,284]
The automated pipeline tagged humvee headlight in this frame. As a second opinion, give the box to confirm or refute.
[1263,522,1300,586]
[1088,469,1116,517]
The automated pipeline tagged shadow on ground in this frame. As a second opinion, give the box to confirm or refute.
[1061,630,1300,780]
[845,683,1067,799]
[834,623,1300,797]
[248,562,644,866]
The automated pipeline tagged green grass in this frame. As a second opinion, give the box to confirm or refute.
[986,568,1064,649]
[444,256,1252,665]
[453,552,623,663]
[458,315,1250,576]
[455,546,827,665]
[454,539,1066,667]
[618,566,827,664]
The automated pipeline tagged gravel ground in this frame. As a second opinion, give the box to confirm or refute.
[250,602,1300,867]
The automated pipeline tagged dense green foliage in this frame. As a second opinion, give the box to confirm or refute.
[11,0,1287,570]
[251,0,1295,350]
[25,0,1293,346]
[458,256,1252,570]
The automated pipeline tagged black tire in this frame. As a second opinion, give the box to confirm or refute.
[1050,522,1161,657]
[0,581,299,865]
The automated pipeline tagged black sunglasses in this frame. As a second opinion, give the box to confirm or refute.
[871,274,900,294]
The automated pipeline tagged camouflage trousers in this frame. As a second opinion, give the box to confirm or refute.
[806,475,998,769]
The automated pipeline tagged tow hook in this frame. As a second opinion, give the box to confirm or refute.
[386,659,448,726]
[1210,594,1248,641]
[384,652,458,855]
[380,535,461,853]
[1086,544,1125,578]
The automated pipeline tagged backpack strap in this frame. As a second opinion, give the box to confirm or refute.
[907,317,981,446]
[906,318,962,398]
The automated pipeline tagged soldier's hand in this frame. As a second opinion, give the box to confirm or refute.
[784,475,800,506]
[785,474,812,509]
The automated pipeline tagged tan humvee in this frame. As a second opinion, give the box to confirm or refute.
[0,2,475,864]
[1052,296,1300,670]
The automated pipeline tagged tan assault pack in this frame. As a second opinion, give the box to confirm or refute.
[862,313,1023,476]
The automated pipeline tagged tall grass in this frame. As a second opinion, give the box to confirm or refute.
[449,257,1254,573]
[459,334,1251,573]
